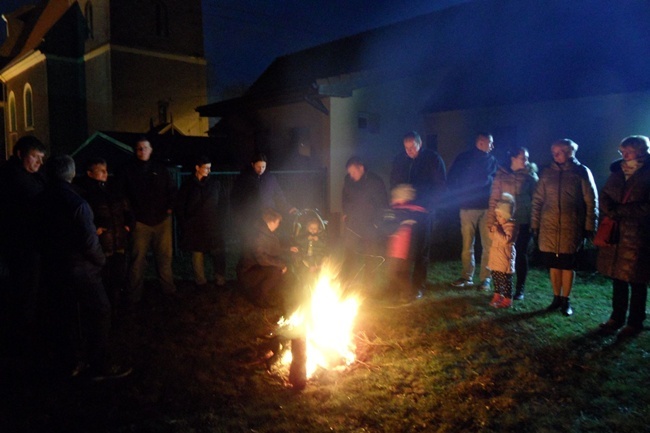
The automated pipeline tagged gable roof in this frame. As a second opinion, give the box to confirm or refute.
[0,0,75,69]
[197,0,650,118]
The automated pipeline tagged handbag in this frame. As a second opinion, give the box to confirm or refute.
[593,216,618,247]
[593,188,632,247]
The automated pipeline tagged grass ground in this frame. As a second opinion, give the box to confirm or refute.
[2,255,649,433]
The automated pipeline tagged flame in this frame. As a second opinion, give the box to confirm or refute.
[278,263,361,377]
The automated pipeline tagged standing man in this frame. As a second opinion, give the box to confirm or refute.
[448,133,498,291]
[390,131,447,293]
[341,156,388,285]
[40,155,130,379]
[116,137,177,306]
[0,136,47,354]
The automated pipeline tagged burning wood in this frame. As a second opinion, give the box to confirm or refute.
[277,263,361,389]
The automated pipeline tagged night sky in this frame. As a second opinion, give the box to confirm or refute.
[0,0,471,102]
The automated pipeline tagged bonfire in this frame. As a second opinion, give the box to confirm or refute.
[276,262,361,389]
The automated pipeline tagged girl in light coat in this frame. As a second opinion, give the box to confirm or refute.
[488,193,518,308]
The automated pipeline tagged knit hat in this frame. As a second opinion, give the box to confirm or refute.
[391,184,416,204]
[495,192,515,220]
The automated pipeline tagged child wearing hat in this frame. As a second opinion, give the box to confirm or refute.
[488,193,518,308]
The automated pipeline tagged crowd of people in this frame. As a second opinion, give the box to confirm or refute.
[1,130,649,380]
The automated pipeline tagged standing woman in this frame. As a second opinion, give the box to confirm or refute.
[597,136,650,337]
[175,156,227,288]
[531,139,598,316]
[487,147,538,300]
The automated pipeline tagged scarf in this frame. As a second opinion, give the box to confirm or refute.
[621,158,644,180]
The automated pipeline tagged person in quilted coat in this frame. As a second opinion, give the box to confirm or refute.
[531,139,598,316]
[487,147,538,300]
[597,135,650,338]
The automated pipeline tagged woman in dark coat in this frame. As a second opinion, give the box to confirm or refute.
[175,156,226,288]
[597,135,650,337]
[531,139,598,316]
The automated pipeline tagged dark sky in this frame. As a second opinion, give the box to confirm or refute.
[1,0,471,101]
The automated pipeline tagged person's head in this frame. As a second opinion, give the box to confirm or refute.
[403,131,422,159]
[345,156,365,182]
[475,133,494,153]
[391,183,415,205]
[194,155,212,179]
[508,146,529,171]
[550,139,578,165]
[261,208,282,232]
[619,135,650,161]
[306,219,321,235]
[251,153,268,176]
[46,155,76,183]
[134,137,153,162]
[495,192,515,224]
[14,135,46,173]
[86,157,108,182]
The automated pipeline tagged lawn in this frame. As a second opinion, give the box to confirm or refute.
[2,254,649,433]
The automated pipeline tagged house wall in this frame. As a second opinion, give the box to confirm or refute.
[423,91,650,189]
[109,50,208,135]
[4,61,50,154]
[85,48,114,133]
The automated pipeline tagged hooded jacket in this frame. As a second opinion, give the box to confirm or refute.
[596,156,650,283]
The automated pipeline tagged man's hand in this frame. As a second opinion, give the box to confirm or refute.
[97,227,107,235]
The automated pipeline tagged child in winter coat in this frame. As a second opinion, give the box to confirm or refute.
[488,193,518,308]
[381,184,428,303]
[294,218,327,273]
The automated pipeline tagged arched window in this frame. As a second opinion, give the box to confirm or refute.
[8,91,17,132]
[85,1,94,40]
[155,1,169,37]
[23,84,34,130]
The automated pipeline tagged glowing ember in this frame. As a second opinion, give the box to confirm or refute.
[278,264,361,378]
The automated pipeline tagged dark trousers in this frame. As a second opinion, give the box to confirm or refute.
[103,253,127,310]
[48,264,112,373]
[514,224,532,292]
[238,265,301,313]
[611,278,648,328]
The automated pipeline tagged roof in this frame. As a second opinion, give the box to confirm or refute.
[0,0,74,69]
[197,0,650,117]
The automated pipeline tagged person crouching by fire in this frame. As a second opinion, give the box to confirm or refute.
[380,184,428,304]
[236,208,302,313]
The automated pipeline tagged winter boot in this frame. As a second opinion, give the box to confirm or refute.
[513,286,524,300]
[547,295,562,311]
[489,293,503,307]
[561,296,573,316]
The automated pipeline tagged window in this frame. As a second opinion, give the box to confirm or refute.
[23,84,34,129]
[8,91,17,132]
[155,1,169,37]
[85,1,94,40]
[358,112,380,134]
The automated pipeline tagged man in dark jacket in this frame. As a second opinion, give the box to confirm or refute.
[341,156,388,285]
[236,208,300,313]
[447,133,498,291]
[390,131,447,293]
[41,155,130,380]
[75,158,134,311]
[0,136,46,354]
[115,137,177,306]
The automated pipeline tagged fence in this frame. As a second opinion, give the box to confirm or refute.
[170,168,328,253]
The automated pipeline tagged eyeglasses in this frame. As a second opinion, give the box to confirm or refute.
[618,149,636,157]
